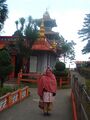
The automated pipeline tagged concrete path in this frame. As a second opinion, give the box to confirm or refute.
[0,88,73,120]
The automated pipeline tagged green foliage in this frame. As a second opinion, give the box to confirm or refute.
[53,69,68,77]
[82,40,90,54]
[55,61,66,71]
[0,85,24,97]
[0,48,13,87]
[78,14,90,54]
[0,0,8,31]
[78,14,90,41]
[85,79,90,95]
[53,60,69,77]
[0,64,13,78]
[24,16,39,48]
[13,16,39,58]
[0,86,14,97]
[60,36,76,62]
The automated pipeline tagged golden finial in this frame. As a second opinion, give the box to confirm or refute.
[39,19,45,38]
[52,40,57,49]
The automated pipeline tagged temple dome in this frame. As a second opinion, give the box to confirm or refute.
[43,10,50,19]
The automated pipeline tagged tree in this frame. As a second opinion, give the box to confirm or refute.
[24,16,39,48]
[19,17,25,32]
[13,16,38,53]
[13,16,39,53]
[78,14,90,54]
[0,0,8,31]
[12,16,39,73]
[81,40,90,54]
[60,36,76,62]
[0,48,13,88]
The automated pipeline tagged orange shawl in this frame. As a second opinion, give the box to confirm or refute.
[38,68,57,97]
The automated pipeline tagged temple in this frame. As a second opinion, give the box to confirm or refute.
[0,10,61,79]
[36,10,60,43]
[30,19,57,73]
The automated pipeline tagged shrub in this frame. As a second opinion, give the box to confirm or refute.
[55,61,65,71]
[0,85,24,97]
[0,86,14,97]
[53,60,67,77]
[53,68,68,77]
[0,48,13,88]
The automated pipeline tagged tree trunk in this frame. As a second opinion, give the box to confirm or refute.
[63,54,66,63]
[0,78,4,88]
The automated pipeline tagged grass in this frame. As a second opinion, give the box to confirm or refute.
[85,79,90,96]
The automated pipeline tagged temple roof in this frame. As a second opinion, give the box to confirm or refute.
[31,38,52,51]
[45,31,59,35]
[32,19,56,52]
[35,10,57,28]
[0,36,19,41]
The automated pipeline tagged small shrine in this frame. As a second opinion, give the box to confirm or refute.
[30,19,57,73]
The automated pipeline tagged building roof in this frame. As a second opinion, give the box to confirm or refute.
[32,38,52,51]
[32,19,56,52]
[0,36,19,41]
[45,31,59,35]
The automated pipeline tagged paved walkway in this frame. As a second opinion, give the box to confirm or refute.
[0,88,73,120]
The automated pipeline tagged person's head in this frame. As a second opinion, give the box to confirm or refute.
[46,67,52,76]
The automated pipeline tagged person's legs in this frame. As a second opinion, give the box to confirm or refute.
[43,92,54,115]
[43,102,48,115]
[43,103,51,115]
[47,102,52,111]
[46,102,53,115]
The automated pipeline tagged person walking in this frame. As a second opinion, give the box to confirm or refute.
[38,67,57,116]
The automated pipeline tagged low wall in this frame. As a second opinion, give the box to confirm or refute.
[0,86,29,112]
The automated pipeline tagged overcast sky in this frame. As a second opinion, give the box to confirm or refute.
[2,0,90,66]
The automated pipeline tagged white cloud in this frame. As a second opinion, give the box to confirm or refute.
[52,10,87,39]
[51,10,90,61]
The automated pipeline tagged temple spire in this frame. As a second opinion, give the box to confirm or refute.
[43,9,50,19]
[39,19,45,39]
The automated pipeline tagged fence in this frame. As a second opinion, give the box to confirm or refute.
[17,70,41,85]
[0,86,29,112]
[72,75,90,120]
[59,76,70,88]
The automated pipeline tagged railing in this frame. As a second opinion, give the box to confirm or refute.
[17,70,41,85]
[59,72,71,88]
[0,86,29,112]
[59,76,70,88]
[72,75,90,120]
